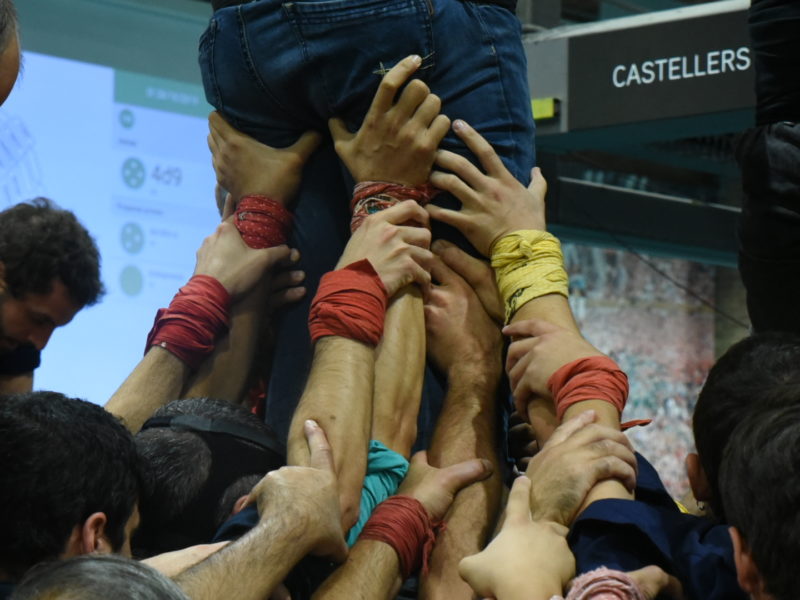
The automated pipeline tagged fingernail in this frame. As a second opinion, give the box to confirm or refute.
[292,270,305,282]
[305,419,318,429]
[431,240,444,253]
[409,54,422,65]
[453,119,466,131]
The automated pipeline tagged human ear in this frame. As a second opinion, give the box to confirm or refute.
[81,512,112,555]
[685,453,712,503]
[730,526,763,596]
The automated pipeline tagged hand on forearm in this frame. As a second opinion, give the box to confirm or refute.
[459,477,574,600]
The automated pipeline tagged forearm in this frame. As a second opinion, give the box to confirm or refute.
[511,294,579,334]
[370,285,425,456]
[422,369,503,599]
[288,336,375,526]
[174,514,313,600]
[313,540,403,600]
[105,346,190,432]
[182,284,268,404]
[562,401,632,505]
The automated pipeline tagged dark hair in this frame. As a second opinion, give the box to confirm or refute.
[0,0,16,52]
[0,392,141,580]
[133,398,284,557]
[11,554,188,600]
[719,403,800,600]
[693,332,800,518]
[0,199,104,307]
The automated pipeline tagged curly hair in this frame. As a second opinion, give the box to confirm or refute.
[0,198,104,306]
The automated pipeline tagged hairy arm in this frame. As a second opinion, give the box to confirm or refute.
[107,219,293,431]
[313,540,403,600]
[181,281,268,405]
[105,346,190,431]
[287,336,375,529]
[314,451,492,600]
[179,421,347,600]
[420,249,505,599]
[428,123,630,507]
[175,510,319,600]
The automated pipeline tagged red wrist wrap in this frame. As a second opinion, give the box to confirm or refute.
[145,275,231,370]
[308,259,388,346]
[234,195,293,248]
[350,181,439,232]
[547,356,629,422]
[359,495,444,580]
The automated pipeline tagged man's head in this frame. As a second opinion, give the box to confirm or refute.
[720,403,800,600]
[133,397,284,557]
[0,199,103,352]
[12,555,188,600]
[0,0,18,106]
[690,332,800,518]
[0,392,141,581]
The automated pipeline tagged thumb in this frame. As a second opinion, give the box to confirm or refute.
[304,419,335,472]
[290,130,323,161]
[504,475,532,524]
[528,166,547,198]
[221,192,235,222]
[627,566,685,599]
[328,117,353,144]
[439,458,493,495]
[503,317,564,339]
[545,409,597,447]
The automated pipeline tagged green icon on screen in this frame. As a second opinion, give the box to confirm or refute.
[119,109,135,129]
[120,265,143,297]
[120,222,144,254]
[122,158,146,189]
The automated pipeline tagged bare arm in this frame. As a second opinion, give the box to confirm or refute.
[419,249,505,599]
[287,200,433,531]
[314,452,492,600]
[314,540,403,600]
[327,54,451,458]
[178,420,347,600]
[427,123,630,507]
[106,221,292,432]
[105,346,190,431]
[287,335,375,529]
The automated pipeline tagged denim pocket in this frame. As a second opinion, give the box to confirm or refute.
[281,0,435,123]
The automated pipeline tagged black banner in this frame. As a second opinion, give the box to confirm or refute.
[568,10,755,130]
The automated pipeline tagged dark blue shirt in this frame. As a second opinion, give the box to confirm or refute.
[568,454,747,600]
[0,582,15,599]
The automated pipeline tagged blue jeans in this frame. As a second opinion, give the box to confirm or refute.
[199,0,535,445]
